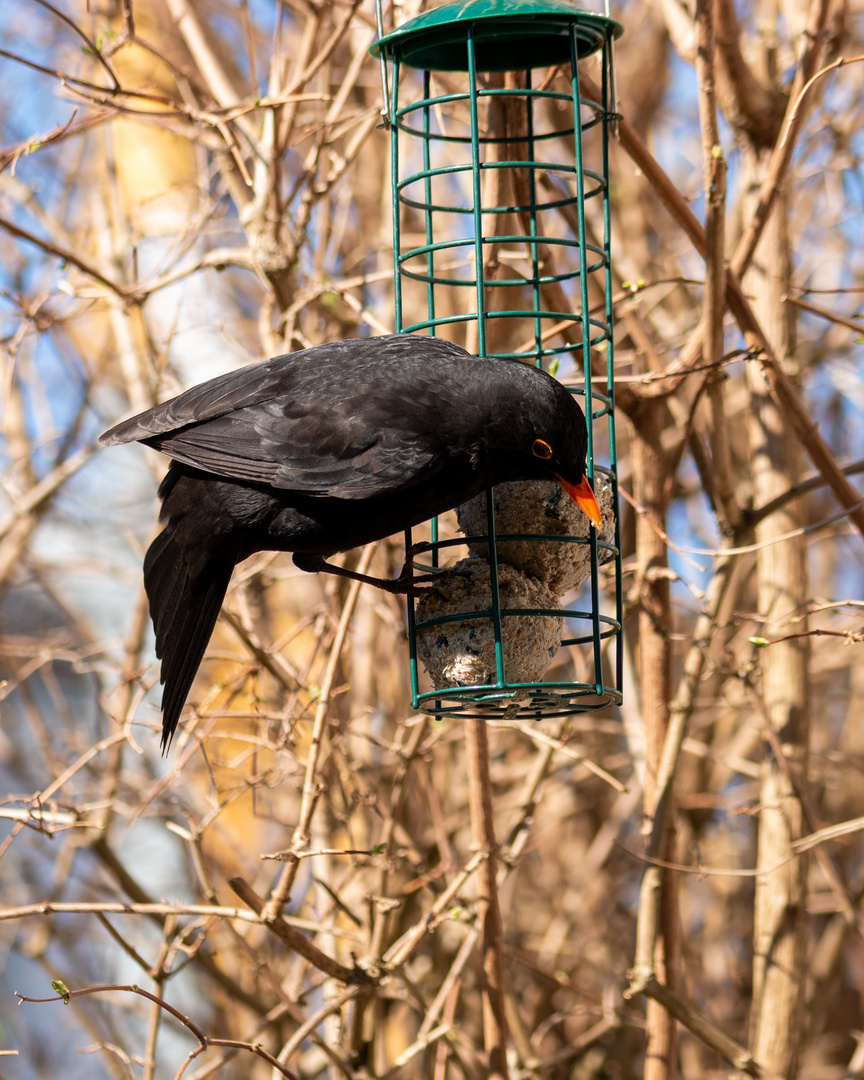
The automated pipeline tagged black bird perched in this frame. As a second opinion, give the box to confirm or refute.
[100,334,600,749]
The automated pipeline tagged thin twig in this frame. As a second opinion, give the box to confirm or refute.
[261,544,377,921]
[16,984,301,1079]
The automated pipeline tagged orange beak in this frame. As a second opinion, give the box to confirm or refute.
[555,473,601,527]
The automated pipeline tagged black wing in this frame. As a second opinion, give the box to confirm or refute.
[99,336,474,500]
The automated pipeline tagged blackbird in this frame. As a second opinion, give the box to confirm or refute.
[99,334,600,748]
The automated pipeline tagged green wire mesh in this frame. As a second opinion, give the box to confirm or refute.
[372,1,623,718]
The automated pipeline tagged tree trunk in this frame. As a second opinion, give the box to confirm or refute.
[633,399,679,1080]
[744,153,810,1080]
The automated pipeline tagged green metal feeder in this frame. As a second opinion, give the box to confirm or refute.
[370,0,623,719]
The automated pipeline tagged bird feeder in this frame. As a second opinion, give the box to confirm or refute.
[371,0,623,719]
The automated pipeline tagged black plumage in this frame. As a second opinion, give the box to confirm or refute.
[100,334,600,749]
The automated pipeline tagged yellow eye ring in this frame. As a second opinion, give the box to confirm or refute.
[532,439,553,460]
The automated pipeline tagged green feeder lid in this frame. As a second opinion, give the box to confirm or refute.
[370,0,623,72]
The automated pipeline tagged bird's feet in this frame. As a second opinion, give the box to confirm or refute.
[293,549,447,597]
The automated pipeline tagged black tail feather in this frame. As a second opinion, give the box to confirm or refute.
[143,526,234,751]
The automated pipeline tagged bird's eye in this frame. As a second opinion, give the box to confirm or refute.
[532,439,553,460]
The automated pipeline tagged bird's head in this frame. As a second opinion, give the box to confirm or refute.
[527,433,601,527]
[517,371,602,527]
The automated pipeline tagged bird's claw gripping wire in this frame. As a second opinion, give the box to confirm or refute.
[293,550,448,596]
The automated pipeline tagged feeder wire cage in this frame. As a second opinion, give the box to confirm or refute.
[371,0,624,719]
